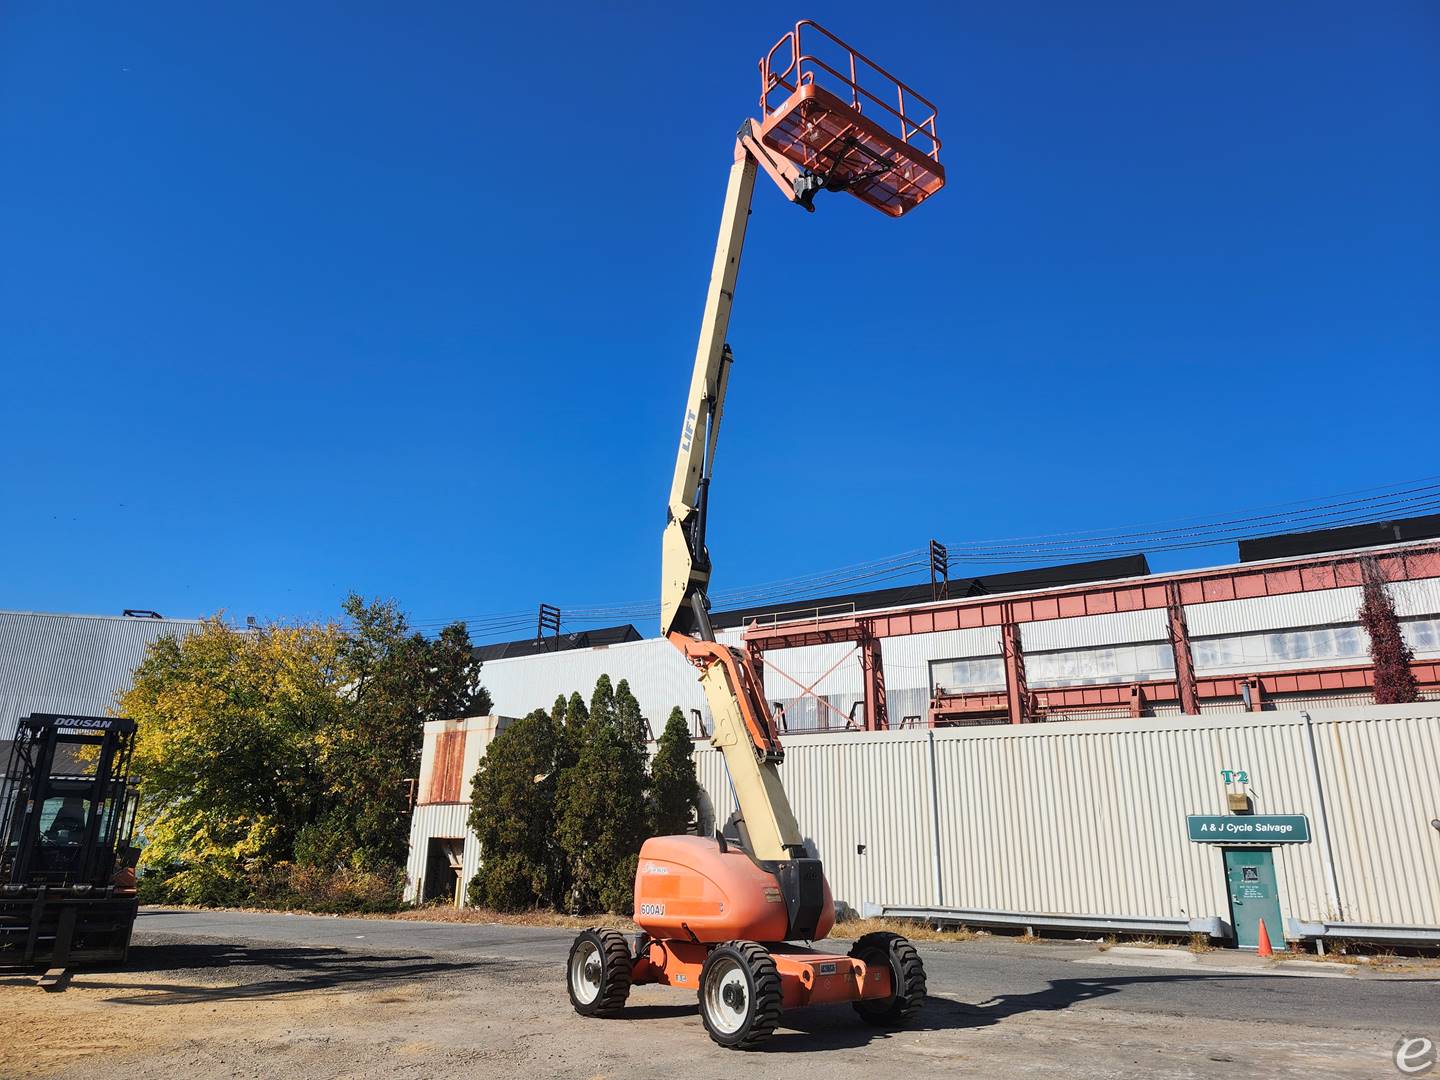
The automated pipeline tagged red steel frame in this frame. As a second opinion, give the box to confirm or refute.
[742,542,1440,729]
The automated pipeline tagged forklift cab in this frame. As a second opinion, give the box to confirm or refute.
[24,784,139,879]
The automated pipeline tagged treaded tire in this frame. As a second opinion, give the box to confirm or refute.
[567,928,631,1017]
[698,940,783,1049]
[848,931,926,1027]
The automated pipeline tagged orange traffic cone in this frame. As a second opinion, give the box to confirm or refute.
[1256,918,1274,957]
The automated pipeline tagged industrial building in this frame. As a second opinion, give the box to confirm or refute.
[407,699,1440,948]
[472,525,1440,737]
[407,520,1440,947]
[2,525,1436,948]
[0,609,204,768]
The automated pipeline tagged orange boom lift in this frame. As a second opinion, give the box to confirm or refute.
[565,21,944,1049]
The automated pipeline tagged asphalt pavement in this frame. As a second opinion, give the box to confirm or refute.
[134,907,1440,1035]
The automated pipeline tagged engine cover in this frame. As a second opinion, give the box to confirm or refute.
[633,834,835,943]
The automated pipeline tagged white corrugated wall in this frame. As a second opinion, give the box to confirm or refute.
[1186,589,1364,636]
[479,637,709,730]
[1021,608,1170,651]
[403,802,472,903]
[760,641,863,701]
[1391,577,1440,618]
[879,627,1001,721]
[1180,577,1440,639]
[690,703,1440,928]
[0,611,206,740]
[407,701,1440,929]
[880,627,1002,672]
[1311,709,1440,925]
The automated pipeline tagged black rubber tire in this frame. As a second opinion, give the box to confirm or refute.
[567,928,631,1017]
[698,941,783,1050]
[848,931,926,1027]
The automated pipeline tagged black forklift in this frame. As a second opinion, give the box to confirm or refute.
[0,713,142,971]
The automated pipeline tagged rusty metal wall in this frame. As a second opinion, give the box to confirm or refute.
[422,731,466,805]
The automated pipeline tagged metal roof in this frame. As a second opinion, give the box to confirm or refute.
[0,610,205,746]
[1239,512,1440,562]
[707,556,1151,630]
[472,622,644,662]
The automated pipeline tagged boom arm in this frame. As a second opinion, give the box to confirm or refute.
[661,131,823,864]
[661,125,822,643]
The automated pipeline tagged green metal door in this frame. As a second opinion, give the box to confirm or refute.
[1223,848,1283,950]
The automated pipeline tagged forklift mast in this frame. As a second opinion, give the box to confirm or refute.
[0,713,141,969]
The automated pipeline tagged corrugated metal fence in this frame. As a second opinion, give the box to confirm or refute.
[694,703,1440,928]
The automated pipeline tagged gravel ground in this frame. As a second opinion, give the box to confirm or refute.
[0,924,1429,1079]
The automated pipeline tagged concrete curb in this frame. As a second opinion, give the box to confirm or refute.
[1081,949,1357,979]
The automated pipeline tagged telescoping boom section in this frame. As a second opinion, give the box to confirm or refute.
[562,22,945,1052]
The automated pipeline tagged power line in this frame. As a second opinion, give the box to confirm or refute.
[408,478,1440,641]
[940,481,1440,556]
[940,491,1440,561]
[942,474,1440,546]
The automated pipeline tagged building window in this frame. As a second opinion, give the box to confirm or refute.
[1404,616,1440,655]
[769,694,858,731]
[1025,642,1175,689]
[929,656,1005,695]
[1192,624,1368,674]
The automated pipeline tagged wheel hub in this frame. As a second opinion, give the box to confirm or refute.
[703,956,753,1037]
[569,939,603,1006]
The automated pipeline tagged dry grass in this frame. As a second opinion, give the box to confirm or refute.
[384,910,987,943]
[830,915,979,942]
[1121,936,1182,950]
[1310,947,1440,972]
[154,902,1439,965]
[1097,933,1204,952]
[382,906,640,931]
[144,902,639,931]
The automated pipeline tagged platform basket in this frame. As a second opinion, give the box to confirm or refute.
[758,21,945,217]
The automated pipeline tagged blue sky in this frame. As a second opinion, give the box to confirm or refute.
[1,2,1435,639]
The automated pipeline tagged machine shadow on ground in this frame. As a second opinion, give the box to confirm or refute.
[0,940,491,1004]
[749,972,1315,1053]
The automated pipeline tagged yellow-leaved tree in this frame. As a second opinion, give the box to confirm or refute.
[121,618,346,905]
[120,598,489,911]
